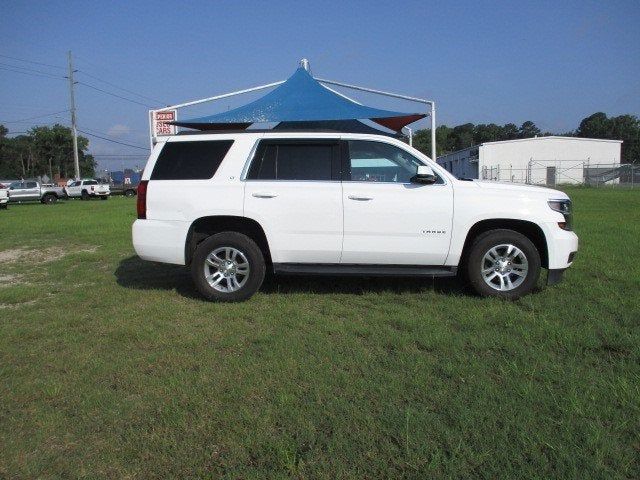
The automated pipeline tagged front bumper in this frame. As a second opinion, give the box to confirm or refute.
[544,223,579,270]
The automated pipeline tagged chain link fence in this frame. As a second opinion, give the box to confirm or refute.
[481,161,640,187]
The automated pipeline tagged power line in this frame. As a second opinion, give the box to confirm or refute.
[78,70,166,105]
[0,53,66,70]
[77,81,153,107]
[0,61,65,77]
[0,109,69,123]
[0,64,65,80]
[78,129,149,150]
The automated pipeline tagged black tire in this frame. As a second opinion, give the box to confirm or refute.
[42,194,57,205]
[124,189,135,197]
[0,203,7,210]
[81,190,90,201]
[465,229,541,300]
[191,232,265,302]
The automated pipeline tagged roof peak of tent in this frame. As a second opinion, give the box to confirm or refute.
[299,58,311,73]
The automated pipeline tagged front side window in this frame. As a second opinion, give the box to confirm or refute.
[346,140,441,184]
[247,141,338,181]
[151,140,234,180]
[9,181,23,189]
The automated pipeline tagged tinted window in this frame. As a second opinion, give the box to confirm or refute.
[26,182,37,188]
[9,182,23,189]
[346,140,443,184]
[84,180,97,185]
[151,140,234,180]
[247,142,335,181]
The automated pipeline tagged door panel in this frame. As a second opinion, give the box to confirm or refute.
[244,181,343,263]
[24,182,40,200]
[341,182,453,265]
[9,183,27,201]
[340,139,453,266]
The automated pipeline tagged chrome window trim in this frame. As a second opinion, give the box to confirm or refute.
[240,139,261,181]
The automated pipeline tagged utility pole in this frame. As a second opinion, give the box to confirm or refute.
[67,51,80,180]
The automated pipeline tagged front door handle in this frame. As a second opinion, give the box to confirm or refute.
[252,192,278,199]
[348,195,373,201]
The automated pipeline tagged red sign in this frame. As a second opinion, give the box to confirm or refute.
[153,110,177,136]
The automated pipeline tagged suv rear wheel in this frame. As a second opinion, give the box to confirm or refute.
[191,232,265,302]
[465,229,541,299]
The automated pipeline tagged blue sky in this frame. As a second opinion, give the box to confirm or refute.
[1,0,639,170]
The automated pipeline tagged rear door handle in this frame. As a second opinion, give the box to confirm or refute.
[252,192,278,199]
[348,195,373,201]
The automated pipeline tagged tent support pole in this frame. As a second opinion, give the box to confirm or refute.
[154,80,286,111]
[431,102,436,162]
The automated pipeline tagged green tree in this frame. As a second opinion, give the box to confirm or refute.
[518,121,541,138]
[0,124,95,179]
[501,123,520,140]
[576,112,640,163]
[474,123,503,144]
[576,112,612,138]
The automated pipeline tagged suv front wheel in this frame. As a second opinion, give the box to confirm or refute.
[465,229,541,299]
[191,232,266,302]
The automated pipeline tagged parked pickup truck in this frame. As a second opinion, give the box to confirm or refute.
[65,179,110,200]
[6,180,66,204]
[133,131,578,302]
[0,187,7,209]
[110,181,138,197]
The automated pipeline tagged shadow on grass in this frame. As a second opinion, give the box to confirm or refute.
[115,256,465,298]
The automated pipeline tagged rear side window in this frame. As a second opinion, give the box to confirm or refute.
[151,140,234,180]
[247,141,339,181]
[84,180,97,186]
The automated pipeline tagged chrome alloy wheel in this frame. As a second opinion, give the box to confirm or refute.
[204,247,250,293]
[481,244,529,292]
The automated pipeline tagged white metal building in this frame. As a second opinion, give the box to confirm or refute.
[436,136,622,185]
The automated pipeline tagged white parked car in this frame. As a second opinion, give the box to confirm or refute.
[64,179,110,200]
[132,131,578,302]
[0,187,7,209]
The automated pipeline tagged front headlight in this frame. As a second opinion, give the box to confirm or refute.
[548,199,573,231]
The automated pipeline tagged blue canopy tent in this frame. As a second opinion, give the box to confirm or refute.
[172,67,425,133]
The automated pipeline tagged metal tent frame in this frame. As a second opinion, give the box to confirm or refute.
[149,59,436,160]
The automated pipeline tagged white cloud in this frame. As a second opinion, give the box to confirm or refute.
[107,124,131,137]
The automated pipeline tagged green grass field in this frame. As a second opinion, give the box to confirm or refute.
[0,188,639,479]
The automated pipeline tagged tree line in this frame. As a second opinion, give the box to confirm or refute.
[411,112,640,163]
[0,124,96,180]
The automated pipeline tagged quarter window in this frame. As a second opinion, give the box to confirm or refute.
[151,140,234,180]
[346,140,442,184]
[247,141,338,181]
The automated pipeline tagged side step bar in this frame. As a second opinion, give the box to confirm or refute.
[273,263,457,277]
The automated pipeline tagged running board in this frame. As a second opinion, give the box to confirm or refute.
[273,263,457,277]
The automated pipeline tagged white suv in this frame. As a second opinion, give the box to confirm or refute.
[132,131,578,302]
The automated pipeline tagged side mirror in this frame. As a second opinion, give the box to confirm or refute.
[412,165,437,184]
